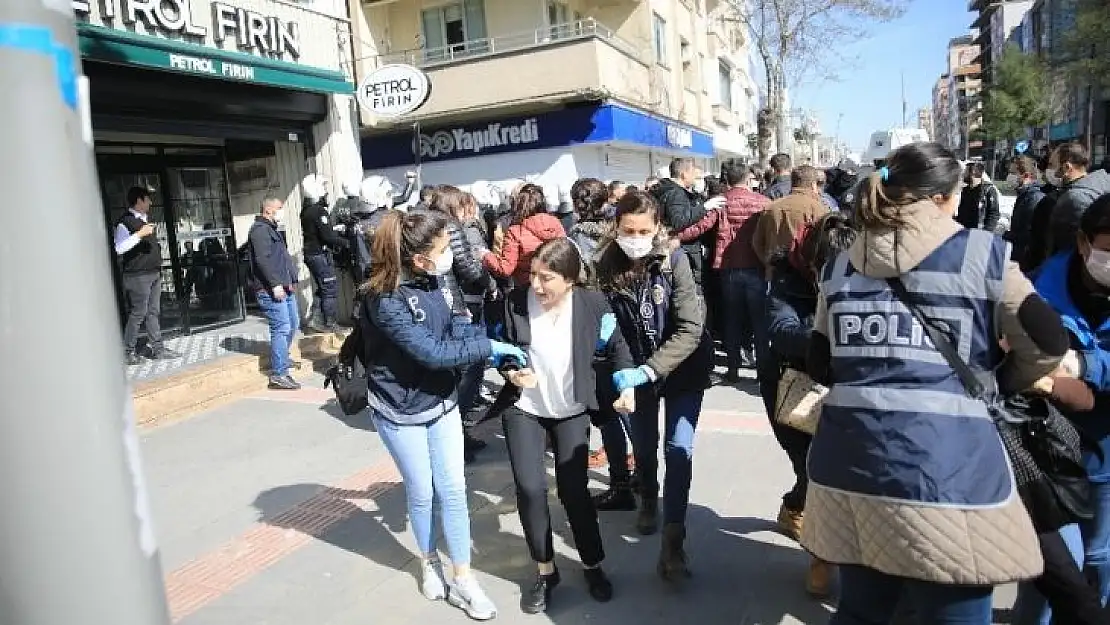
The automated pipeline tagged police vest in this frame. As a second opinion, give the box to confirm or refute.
[809,228,1015,509]
[117,212,162,275]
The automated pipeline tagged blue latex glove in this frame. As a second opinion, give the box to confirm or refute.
[597,313,617,351]
[613,366,651,392]
[490,340,527,368]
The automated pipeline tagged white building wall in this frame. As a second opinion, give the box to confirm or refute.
[371,145,604,199]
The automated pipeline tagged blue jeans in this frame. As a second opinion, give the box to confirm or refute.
[1013,523,1086,624]
[1082,478,1110,605]
[372,408,471,565]
[255,290,299,377]
[630,389,704,524]
[833,565,993,625]
[719,267,766,371]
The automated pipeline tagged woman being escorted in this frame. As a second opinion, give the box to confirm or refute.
[360,210,526,620]
[765,213,856,598]
[496,238,634,613]
[593,191,713,581]
[802,142,1067,623]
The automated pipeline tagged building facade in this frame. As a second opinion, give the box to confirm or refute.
[916,106,934,141]
[350,0,757,191]
[77,0,360,335]
[932,76,952,148]
[1015,0,1106,160]
[944,35,983,159]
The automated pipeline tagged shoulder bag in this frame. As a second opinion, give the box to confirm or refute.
[887,277,1096,530]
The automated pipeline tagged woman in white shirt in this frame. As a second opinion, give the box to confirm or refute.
[496,237,636,614]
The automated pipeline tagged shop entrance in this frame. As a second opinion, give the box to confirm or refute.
[97,143,245,337]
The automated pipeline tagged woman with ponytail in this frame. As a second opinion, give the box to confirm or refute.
[801,142,1068,622]
[359,210,526,621]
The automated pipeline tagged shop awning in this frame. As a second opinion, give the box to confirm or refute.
[77,23,354,95]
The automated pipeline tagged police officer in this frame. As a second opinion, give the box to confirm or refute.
[300,173,347,332]
[802,142,1067,619]
[113,186,180,364]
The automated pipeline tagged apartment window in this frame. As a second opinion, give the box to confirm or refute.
[546,0,574,38]
[652,13,667,66]
[547,0,570,27]
[680,37,694,86]
[718,60,733,110]
[421,0,487,60]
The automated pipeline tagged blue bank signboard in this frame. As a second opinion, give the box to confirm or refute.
[361,102,715,169]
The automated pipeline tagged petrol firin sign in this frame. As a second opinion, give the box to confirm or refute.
[357,64,431,119]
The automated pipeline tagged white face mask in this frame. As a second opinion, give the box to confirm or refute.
[691,179,706,195]
[616,235,655,260]
[1046,170,1063,187]
[1086,248,1110,288]
[430,247,454,276]
[1005,174,1021,187]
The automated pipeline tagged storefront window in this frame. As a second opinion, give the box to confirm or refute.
[96,143,245,337]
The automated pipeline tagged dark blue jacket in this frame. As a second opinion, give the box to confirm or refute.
[247,216,298,292]
[768,258,817,372]
[1006,182,1045,267]
[765,175,792,200]
[361,275,491,425]
[1034,251,1110,481]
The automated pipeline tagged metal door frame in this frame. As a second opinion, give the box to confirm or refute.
[95,143,246,336]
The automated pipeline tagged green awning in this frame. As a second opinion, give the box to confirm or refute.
[78,23,354,95]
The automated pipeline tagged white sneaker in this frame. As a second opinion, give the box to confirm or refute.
[420,559,447,601]
[448,575,497,621]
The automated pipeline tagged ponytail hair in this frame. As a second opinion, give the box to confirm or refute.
[854,142,962,230]
[364,209,449,294]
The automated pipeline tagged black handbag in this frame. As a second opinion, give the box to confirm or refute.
[324,360,368,416]
[887,278,1096,530]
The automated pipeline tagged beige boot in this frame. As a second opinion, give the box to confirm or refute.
[805,558,832,597]
[776,504,803,541]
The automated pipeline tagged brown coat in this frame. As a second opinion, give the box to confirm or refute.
[751,190,828,275]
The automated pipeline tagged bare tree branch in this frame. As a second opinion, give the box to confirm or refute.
[726,0,905,163]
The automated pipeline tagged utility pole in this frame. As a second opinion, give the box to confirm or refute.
[0,1,172,624]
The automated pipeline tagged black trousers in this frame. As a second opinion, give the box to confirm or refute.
[502,407,605,567]
[304,251,339,324]
[1035,529,1108,625]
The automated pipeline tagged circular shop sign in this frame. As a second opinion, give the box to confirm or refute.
[357,64,431,119]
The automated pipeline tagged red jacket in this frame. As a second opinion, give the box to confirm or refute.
[483,213,566,285]
[676,187,768,270]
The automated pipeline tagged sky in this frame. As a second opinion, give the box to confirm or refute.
[788,0,975,153]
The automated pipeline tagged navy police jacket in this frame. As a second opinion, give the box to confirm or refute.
[361,275,491,425]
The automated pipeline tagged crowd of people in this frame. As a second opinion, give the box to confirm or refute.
[232,138,1110,624]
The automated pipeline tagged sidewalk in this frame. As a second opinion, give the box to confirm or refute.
[139,369,1019,625]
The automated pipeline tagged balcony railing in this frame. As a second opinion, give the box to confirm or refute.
[375,18,641,68]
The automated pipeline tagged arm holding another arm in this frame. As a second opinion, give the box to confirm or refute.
[996,261,1069,395]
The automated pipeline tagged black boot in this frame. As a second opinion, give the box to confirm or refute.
[593,480,636,512]
[583,567,613,602]
[636,495,659,535]
[657,523,691,581]
[521,567,560,614]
